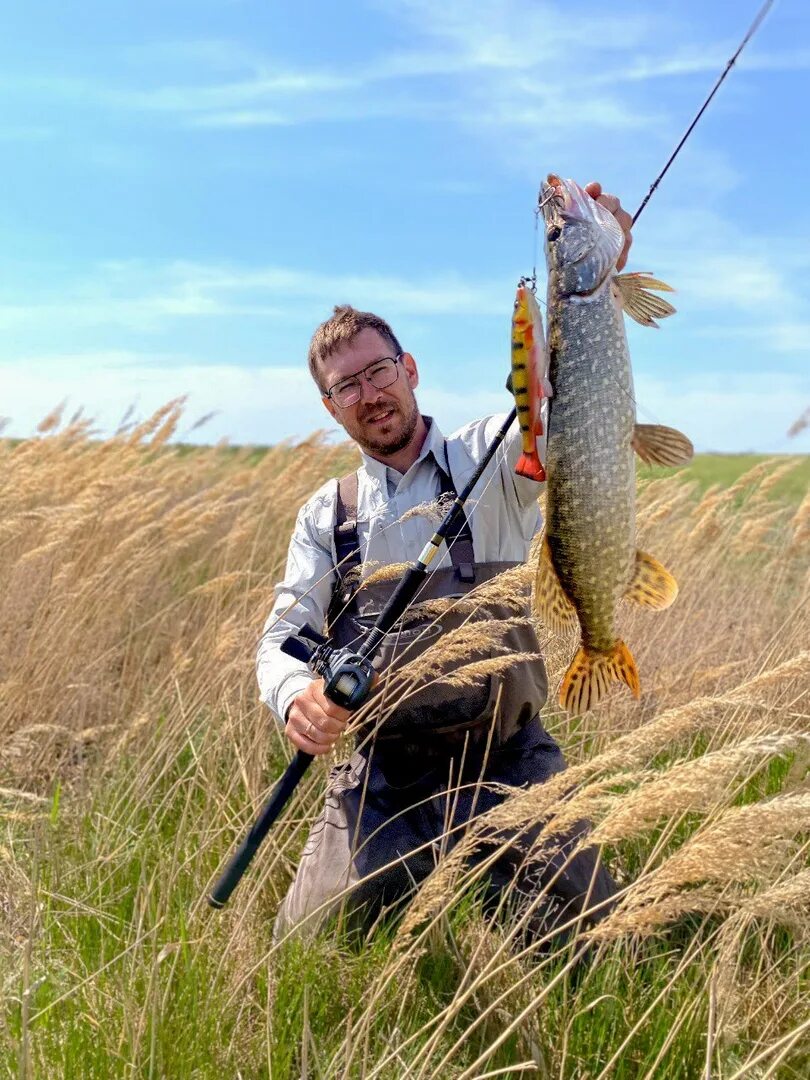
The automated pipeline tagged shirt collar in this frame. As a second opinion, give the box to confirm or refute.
[360,415,447,491]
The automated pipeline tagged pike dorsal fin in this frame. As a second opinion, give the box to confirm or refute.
[615,272,676,327]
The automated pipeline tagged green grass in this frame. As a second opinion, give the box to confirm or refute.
[3,719,806,1079]
[639,453,810,502]
[177,443,810,503]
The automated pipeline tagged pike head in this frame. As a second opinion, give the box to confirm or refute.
[541,176,624,299]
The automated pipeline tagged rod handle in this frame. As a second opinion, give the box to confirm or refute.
[208,750,314,908]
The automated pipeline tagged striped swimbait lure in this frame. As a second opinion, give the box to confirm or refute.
[510,282,550,482]
[534,176,693,713]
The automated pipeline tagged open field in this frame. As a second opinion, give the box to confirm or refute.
[641,455,810,504]
[1,407,808,1078]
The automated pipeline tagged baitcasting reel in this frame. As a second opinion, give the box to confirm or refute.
[280,623,376,710]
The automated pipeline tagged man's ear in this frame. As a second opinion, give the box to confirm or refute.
[322,394,341,425]
[401,351,419,390]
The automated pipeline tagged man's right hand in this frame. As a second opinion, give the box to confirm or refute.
[285,678,352,755]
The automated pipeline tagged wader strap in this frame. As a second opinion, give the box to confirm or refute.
[334,470,360,574]
[436,458,476,584]
[328,441,478,629]
[326,471,362,629]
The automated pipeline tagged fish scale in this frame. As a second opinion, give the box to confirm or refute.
[546,284,635,652]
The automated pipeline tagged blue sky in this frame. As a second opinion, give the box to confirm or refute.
[2,0,808,452]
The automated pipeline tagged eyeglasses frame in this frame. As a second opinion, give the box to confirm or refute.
[323,354,404,408]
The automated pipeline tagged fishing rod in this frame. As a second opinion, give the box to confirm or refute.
[208,407,518,908]
[633,0,775,225]
[526,1,775,294]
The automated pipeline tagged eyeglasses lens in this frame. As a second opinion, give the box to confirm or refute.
[332,357,398,407]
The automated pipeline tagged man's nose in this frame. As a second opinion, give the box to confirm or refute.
[357,375,384,404]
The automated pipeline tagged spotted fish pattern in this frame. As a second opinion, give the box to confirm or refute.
[535,176,690,714]
[545,284,635,649]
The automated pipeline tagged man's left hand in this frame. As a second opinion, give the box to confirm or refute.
[585,182,633,271]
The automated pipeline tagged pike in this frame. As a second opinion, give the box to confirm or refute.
[517,0,775,712]
[534,176,693,713]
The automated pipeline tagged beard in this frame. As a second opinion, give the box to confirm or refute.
[350,397,421,457]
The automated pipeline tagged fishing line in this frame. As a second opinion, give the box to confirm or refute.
[528,189,560,309]
[530,199,539,295]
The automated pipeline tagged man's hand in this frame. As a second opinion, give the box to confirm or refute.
[584,182,633,271]
[286,678,352,755]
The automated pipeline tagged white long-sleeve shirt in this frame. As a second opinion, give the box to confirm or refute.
[256,413,544,724]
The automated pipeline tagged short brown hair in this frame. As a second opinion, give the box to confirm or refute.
[307,305,404,393]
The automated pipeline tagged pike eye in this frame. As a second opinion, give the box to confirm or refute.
[547,225,561,243]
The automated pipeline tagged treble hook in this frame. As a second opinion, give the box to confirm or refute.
[521,185,561,295]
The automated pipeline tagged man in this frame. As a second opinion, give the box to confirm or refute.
[258,184,632,942]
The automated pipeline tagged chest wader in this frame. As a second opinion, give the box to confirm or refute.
[273,462,617,942]
[326,463,549,780]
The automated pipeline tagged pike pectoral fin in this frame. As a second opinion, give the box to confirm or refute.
[532,535,576,631]
[632,423,694,466]
[560,640,640,714]
[615,272,676,327]
[625,550,679,609]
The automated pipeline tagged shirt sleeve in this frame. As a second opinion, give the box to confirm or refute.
[256,496,337,725]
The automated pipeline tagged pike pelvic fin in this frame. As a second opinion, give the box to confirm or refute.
[515,453,546,482]
[625,550,679,609]
[632,423,694,466]
[532,535,576,631]
[614,272,676,327]
[559,640,640,714]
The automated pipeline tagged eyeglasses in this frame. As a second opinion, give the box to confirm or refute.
[325,355,403,408]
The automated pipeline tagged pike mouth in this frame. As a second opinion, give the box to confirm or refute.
[540,177,564,228]
[541,175,590,227]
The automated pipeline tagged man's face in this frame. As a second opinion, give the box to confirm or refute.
[320,328,421,457]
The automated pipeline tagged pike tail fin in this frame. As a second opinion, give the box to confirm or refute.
[559,640,640,714]
[515,452,546,482]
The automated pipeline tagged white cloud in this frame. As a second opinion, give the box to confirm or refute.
[0,260,509,337]
[3,354,806,453]
[635,370,810,454]
[0,355,331,444]
[1,0,795,151]
[612,45,810,83]
[4,2,762,136]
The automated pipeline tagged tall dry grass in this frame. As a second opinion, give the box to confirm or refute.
[0,410,808,1078]
[0,404,357,789]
